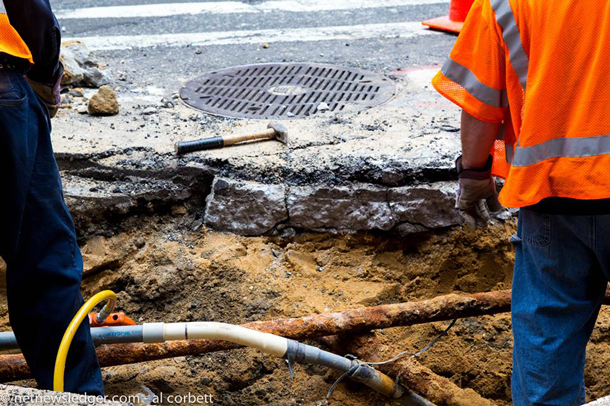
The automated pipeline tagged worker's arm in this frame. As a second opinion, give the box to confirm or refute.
[456,110,503,228]
[460,110,501,169]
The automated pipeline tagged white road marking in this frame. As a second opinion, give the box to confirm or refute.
[55,0,447,19]
[64,21,438,51]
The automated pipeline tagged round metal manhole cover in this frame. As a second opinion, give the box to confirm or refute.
[180,63,397,119]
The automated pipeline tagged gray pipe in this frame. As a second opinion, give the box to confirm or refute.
[0,327,434,405]
[0,326,144,353]
[285,340,434,406]
[91,325,143,345]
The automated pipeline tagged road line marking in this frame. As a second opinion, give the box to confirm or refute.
[56,0,448,19]
[64,21,439,51]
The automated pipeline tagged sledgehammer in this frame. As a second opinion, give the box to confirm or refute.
[175,121,289,154]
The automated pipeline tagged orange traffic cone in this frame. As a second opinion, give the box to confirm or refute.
[422,0,474,33]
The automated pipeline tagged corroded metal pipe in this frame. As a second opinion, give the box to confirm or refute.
[0,288,608,382]
[321,333,498,406]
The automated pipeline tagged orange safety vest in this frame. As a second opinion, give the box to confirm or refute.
[0,1,33,63]
[433,0,610,208]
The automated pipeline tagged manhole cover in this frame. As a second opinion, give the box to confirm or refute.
[180,63,397,119]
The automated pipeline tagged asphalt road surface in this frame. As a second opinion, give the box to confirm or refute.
[52,0,457,98]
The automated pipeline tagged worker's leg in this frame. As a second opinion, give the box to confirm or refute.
[594,214,610,283]
[0,71,104,395]
[511,210,607,406]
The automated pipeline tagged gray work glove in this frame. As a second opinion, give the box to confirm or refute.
[26,62,64,118]
[456,155,503,228]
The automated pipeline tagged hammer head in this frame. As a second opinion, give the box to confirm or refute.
[267,121,289,144]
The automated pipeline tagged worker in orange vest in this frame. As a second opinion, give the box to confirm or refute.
[0,0,103,394]
[433,0,610,404]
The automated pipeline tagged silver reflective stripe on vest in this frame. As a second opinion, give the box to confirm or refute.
[0,1,6,14]
[511,135,610,167]
[491,0,529,91]
[441,58,508,108]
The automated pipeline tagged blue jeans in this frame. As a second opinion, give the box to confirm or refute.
[0,71,103,394]
[512,209,610,405]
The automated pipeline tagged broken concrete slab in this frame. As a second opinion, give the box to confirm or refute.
[60,161,213,237]
[204,177,288,236]
[286,184,394,231]
[388,182,461,229]
[285,182,461,233]
[0,384,124,405]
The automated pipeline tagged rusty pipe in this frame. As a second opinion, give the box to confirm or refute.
[0,288,608,382]
[321,332,498,406]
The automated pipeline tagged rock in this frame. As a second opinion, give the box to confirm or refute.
[587,396,610,406]
[69,88,85,97]
[279,227,296,239]
[141,106,158,115]
[160,98,174,108]
[204,177,288,236]
[395,222,429,236]
[388,182,463,230]
[286,184,395,231]
[171,205,188,215]
[134,238,146,249]
[135,385,157,406]
[317,102,330,111]
[88,86,119,116]
[81,236,125,276]
[77,104,88,114]
[60,41,112,88]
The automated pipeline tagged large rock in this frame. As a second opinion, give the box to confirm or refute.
[204,178,288,236]
[286,184,395,231]
[286,182,462,233]
[88,86,119,116]
[388,182,462,229]
[61,41,112,88]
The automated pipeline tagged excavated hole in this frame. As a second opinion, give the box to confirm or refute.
[0,213,609,405]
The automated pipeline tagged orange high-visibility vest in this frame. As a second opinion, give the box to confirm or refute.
[433,0,610,208]
[0,1,33,63]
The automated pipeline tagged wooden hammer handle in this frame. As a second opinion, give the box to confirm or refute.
[223,129,276,146]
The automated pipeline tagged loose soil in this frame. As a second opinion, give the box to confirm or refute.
[1,213,609,405]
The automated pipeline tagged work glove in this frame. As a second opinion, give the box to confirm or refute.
[26,62,64,118]
[456,155,503,228]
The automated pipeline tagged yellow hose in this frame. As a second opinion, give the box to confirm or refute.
[53,290,117,392]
